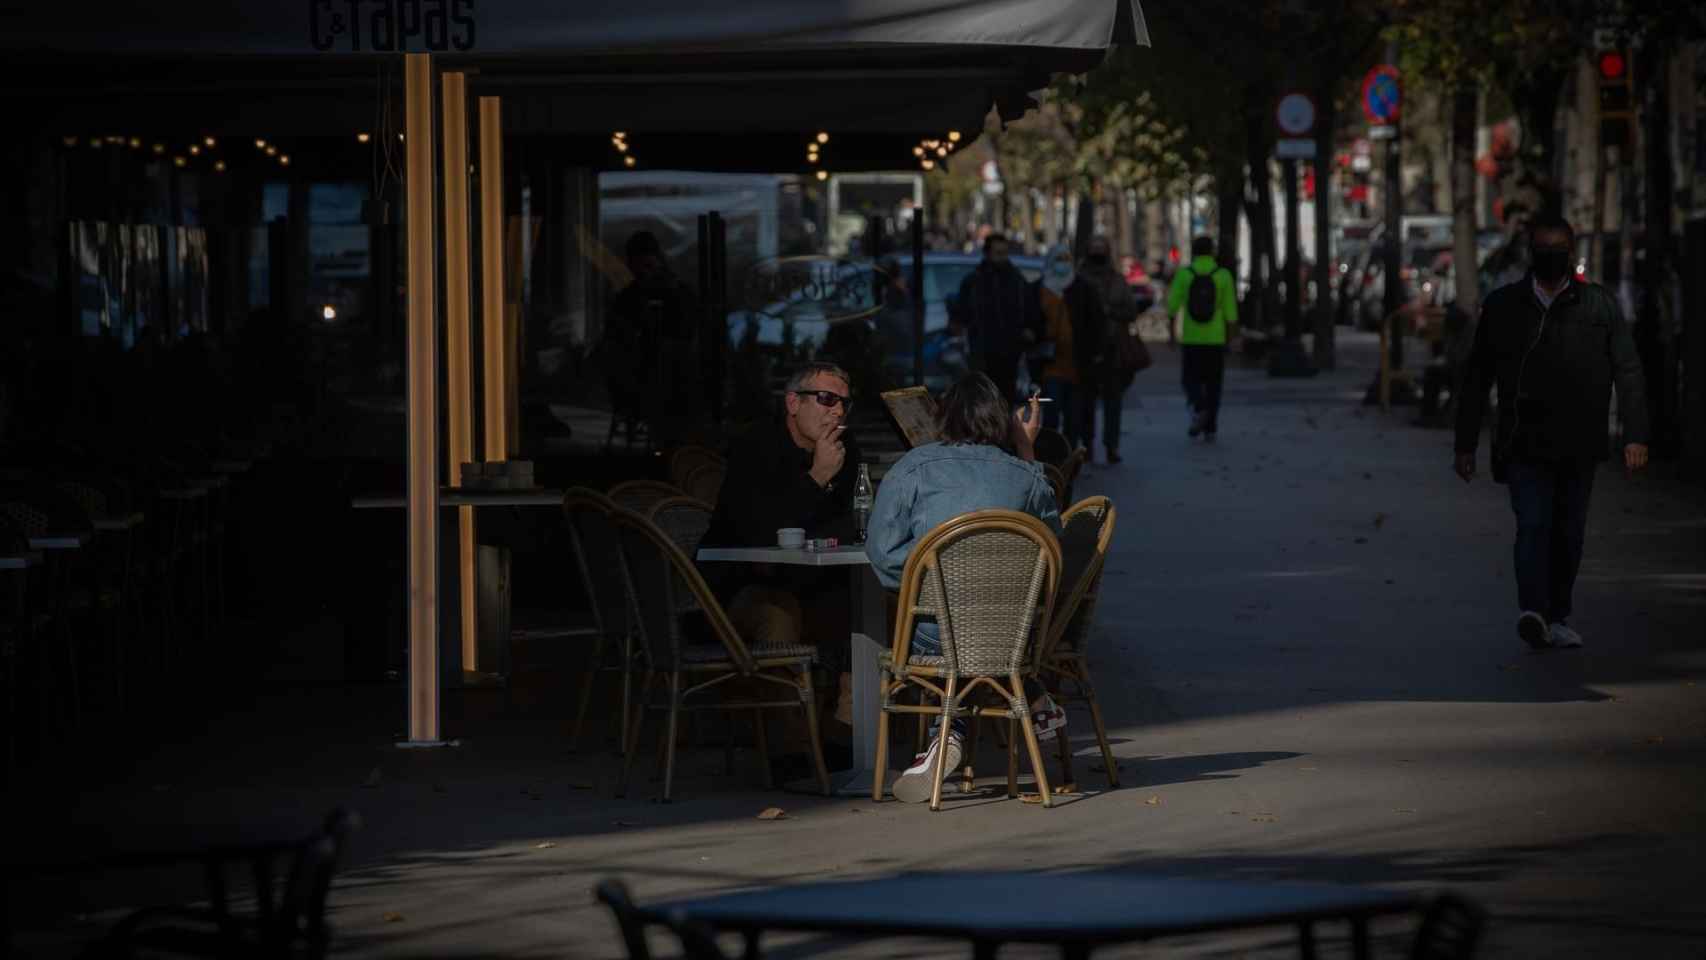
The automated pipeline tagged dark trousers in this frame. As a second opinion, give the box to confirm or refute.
[1041,378,1088,449]
[1084,375,1125,452]
[1181,344,1226,431]
[1506,458,1597,622]
[980,350,1024,404]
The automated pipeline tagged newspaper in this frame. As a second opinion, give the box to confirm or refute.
[880,386,941,449]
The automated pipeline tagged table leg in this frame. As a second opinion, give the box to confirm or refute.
[829,564,888,796]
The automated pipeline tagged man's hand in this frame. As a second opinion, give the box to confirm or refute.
[1454,452,1475,483]
[1624,442,1649,475]
[809,425,847,488]
[1012,398,1042,461]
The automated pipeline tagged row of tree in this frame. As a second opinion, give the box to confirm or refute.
[934,0,1704,367]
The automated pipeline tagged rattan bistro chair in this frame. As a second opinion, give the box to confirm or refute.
[608,479,686,515]
[680,461,727,507]
[872,510,1063,811]
[1042,463,1069,510]
[561,488,646,752]
[609,505,830,802]
[1039,496,1119,791]
[668,445,726,491]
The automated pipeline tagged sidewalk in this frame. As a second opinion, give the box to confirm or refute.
[12,331,1704,958]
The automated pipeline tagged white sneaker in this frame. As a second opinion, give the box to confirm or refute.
[1030,693,1067,740]
[892,732,962,804]
[1517,611,1550,650]
[1549,623,1584,649]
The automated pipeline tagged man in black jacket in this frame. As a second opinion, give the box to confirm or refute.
[1453,215,1649,651]
[950,234,1042,403]
[700,361,861,718]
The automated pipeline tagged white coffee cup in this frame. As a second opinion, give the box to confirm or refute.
[777,527,806,549]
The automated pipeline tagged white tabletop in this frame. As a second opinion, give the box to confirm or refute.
[697,544,871,567]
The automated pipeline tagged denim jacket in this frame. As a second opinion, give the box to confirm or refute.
[864,441,1062,591]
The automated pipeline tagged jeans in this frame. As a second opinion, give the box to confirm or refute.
[1506,458,1597,622]
[1181,344,1226,432]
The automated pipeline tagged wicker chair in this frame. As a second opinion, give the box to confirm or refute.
[607,479,686,515]
[872,510,1063,810]
[561,488,646,752]
[1059,447,1088,500]
[1038,496,1119,791]
[609,504,830,801]
[680,461,727,507]
[668,445,726,491]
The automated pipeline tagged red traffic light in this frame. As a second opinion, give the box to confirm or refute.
[1597,50,1627,81]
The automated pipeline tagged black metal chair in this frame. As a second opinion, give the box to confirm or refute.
[596,879,735,960]
[77,808,359,960]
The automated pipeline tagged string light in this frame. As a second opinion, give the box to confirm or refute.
[255,138,266,149]
[948,131,962,142]
[921,159,934,170]
[913,146,924,157]
[816,170,828,181]
[62,136,77,147]
[152,143,165,154]
[357,132,371,143]
[129,137,141,149]
[204,136,217,148]
[172,156,186,167]
[91,138,104,149]
[214,160,227,172]
[623,156,636,168]
[279,155,291,166]
[816,132,829,144]
[189,145,201,155]
[266,145,278,156]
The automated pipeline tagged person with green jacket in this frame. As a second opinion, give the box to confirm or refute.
[1165,235,1238,440]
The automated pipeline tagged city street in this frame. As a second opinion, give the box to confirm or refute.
[19,333,1701,958]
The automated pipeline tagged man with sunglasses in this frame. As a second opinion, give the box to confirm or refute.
[702,362,864,721]
[1454,214,1649,652]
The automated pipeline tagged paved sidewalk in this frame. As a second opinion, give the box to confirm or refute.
[14,334,1704,958]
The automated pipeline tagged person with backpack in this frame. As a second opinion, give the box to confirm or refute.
[1165,235,1238,441]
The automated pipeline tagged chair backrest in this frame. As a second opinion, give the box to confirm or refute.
[1032,428,1070,468]
[1060,446,1088,493]
[668,445,726,490]
[607,479,686,515]
[680,461,726,506]
[561,487,628,635]
[892,509,1061,677]
[1409,893,1486,960]
[647,496,714,559]
[608,506,753,672]
[1043,497,1116,658]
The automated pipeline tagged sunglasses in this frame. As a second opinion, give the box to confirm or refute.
[793,390,853,413]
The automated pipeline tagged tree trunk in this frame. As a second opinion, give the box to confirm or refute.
[1450,87,1481,313]
[1510,65,1567,220]
[1245,81,1276,332]
[1217,171,1241,273]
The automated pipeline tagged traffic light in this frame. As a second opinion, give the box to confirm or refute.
[1597,48,1632,148]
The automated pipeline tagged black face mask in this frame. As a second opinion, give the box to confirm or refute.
[1086,253,1110,267]
[1532,247,1571,286]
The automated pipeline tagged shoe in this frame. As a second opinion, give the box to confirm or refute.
[892,731,963,803]
[1188,414,1203,438]
[1030,693,1067,740]
[1517,611,1550,649]
[1105,447,1123,465]
[1203,430,1216,443]
[1549,622,1584,649]
[833,672,853,726]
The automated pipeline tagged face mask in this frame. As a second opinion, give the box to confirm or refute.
[1044,261,1073,293]
[1532,248,1571,286]
[1086,253,1110,267]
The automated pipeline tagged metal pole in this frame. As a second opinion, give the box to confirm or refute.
[1283,158,1303,339]
[911,212,925,387]
[1382,47,1405,374]
[479,95,509,462]
[441,71,478,676]
[1313,82,1337,371]
[403,52,441,746]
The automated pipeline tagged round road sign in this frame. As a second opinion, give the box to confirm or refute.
[1276,92,1316,137]
[1362,64,1401,125]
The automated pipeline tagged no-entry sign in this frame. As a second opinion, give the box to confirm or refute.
[1362,64,1401,127]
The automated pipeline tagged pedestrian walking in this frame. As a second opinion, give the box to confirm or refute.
[1078,236,1141,464]
[1165,235,1238,441]
[950,233,1041,404]
[1453,214,1649,650]
[1034,244,1106,452]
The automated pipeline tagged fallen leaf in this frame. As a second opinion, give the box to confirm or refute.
[1397,808,1417,814]
[382,912,405,923]
[756,807,788,821]
[1145,795,1161,806]
[1299,766,1319,771]
[1251,814,1278,823]
[534,841,556,849]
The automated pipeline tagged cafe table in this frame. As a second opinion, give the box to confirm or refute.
[642,872,1426,960]
[694,543,887,795]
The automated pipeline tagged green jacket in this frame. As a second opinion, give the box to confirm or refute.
[1166,254,1237,346]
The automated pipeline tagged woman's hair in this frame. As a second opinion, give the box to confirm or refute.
[938,372,1011,447]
